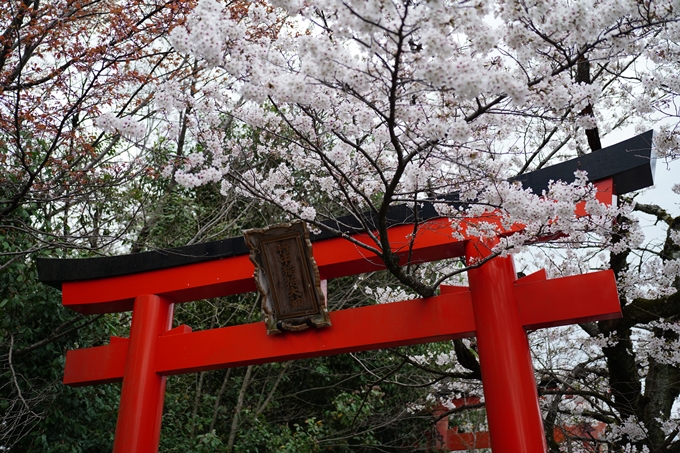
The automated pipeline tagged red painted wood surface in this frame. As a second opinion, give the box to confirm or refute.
[112,295,173,453]
[63,269,619,386]
[466,242,547,453]
[516,269,621,329]
[576,178,613,215]
[65,291,473,385]
[65,337,129,386]
[61,218,469,314]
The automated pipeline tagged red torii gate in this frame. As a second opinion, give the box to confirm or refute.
[61,213,620,453]
[434,397,607,451]
[37,133,656,453]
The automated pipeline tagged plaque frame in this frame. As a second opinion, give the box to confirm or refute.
[244,220,332,334]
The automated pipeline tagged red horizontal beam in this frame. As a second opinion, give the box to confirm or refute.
[63,269,620,386]
[157,292,475,376]
[64,336,129,386]
[516,269,621,329]
[61,179,613,315]
[64,291,473,386]
[62,218,472,314]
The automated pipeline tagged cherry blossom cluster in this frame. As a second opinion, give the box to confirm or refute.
[605,416,649,449]
[168,0,230,67]
[653,124,680,160]
[95,113,146,141]
[364,286,417,305]
[100,0,679,221]
[104,0,680,300]
[619,255,680,300]
[633,321,680,367]
[155,0,675,229]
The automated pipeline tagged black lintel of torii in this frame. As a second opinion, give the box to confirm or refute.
[37,130,655,288]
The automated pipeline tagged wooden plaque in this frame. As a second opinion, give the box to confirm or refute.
[244,221,331,334]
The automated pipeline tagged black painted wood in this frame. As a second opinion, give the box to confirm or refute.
[510,130,655,196]
[37,131,655,287]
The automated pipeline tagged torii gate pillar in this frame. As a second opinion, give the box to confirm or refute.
[467,241,547,451]
[113,295,173,453]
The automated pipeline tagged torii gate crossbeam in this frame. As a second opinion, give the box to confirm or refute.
[63,269,620,385]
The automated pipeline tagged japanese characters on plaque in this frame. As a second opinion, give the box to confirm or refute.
[244,221,332,334]
[276,242,304,309]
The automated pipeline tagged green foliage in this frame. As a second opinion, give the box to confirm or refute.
[235,415,324,453]
[0,226,122,452]
[23,385,119,453]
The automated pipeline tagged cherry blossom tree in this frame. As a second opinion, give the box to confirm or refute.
[0,0,199,447]
[136,0,680,450]
[0,0,202,257]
